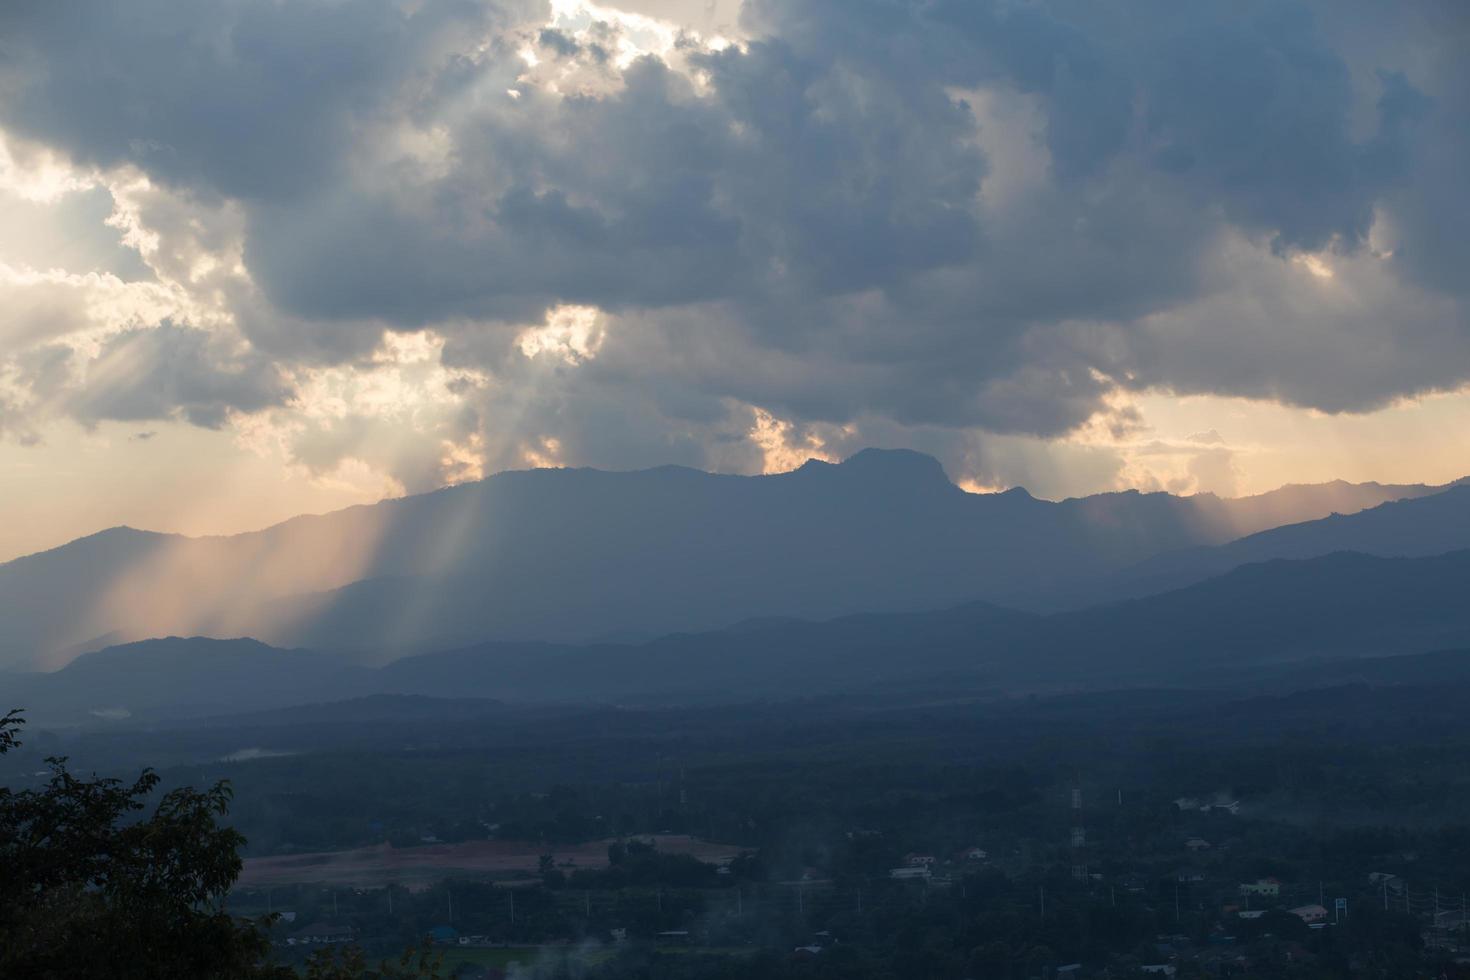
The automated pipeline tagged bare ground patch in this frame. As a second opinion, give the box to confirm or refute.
[238,835,742,889]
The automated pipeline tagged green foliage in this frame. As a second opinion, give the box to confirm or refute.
[0,709,21,754]
[0,709,278,978]
[0,708,436,980]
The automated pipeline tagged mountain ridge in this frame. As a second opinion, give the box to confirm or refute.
[0,450,1461,669]
[1044,484,1470,609]
[13,548,1470,722]
[13,456,1457,564]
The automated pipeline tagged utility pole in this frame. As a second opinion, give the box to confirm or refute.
[1175,884,1180,922]
[333,891,338,919]
[447,887,453,923]
[509,887,516,925]
[1039,884,1045,918]
[1070,786,1087,882]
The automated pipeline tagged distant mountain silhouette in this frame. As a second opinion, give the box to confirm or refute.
[16,549,1470,721]
[376,599,1035,702]
[4,637,376,724]
[1047,549,1470,683]
[1050,484,1470,608]
[1257,647,1470,692]
[0,450,1457,668]
[376,550,1470,699]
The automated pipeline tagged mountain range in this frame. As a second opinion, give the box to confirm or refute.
[1,449,1462,671]
[1038,482,1470,609]
[12,546,1470,725]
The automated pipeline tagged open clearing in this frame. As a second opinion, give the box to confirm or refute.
[238,835,742,888]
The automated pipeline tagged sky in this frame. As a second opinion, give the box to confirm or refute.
[0,0,1467,562]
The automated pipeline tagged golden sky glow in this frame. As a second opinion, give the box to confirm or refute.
[3,383,1467,563]
[0,0,1466,562]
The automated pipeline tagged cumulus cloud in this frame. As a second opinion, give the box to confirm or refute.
[0,0,547,201]
[66,321,291,428]
[0,0,1464,498]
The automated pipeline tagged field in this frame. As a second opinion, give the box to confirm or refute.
[238,835,742,888]
[432,946,616,972]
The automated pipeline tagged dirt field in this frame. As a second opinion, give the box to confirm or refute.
[238,835,742,889]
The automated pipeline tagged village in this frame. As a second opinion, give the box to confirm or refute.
[229,788,1470,979]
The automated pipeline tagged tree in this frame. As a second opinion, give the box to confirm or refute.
[1,709,285,978]
[0,708,21,754]
[0,709,435,980]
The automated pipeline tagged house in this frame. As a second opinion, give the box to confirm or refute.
[428,925,459,945]
[1239,877,1280,898]
[956,847,988,862]
[1289,904,1328,925]
[1176,869,1205,883]
[1238,911,1264,920]
[1211,800,1241,815]
[286,924,354,946]
[1141,966,1176,976]
[1173,797,1202,811]
[1432,910,1469,930]
[890,866,932,880]
[1185,838,1211,851]
[905,853,936,866]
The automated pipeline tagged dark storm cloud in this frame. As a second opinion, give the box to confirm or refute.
[1381,47,1470,297]
[244,41,983,328]
[754,0,1416,249]
[0,0,1465,457]
[67,322,291,429]
[0,0,546,202]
